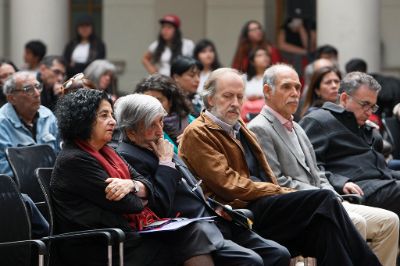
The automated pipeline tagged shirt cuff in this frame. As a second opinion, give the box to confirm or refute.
[159,160,175,168]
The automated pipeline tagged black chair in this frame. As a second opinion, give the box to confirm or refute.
[6,145,57,220]
[0,174,47,266]
[35,168,126,266]
[382,117,400,159]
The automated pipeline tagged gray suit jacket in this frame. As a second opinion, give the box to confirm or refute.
[248,107,336,193]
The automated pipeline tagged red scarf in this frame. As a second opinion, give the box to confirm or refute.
[75,140,161,231]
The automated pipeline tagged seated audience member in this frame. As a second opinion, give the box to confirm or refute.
[247,64,398,266]
[300,66,341,118]
[303,45,339,88]
[51,88,226,266]
[38,55,66,110]
[299,71,400,221]
[0,71,55,238]
[0,71,60,177]
[23,40,47,72]
[345,58,368,73]
[241,47,271,122]
[178,67,380,266]
[135,74,194,153]
[232,20,281,73]
[171,56,203,117]
[0,59,18,106]
[84,59,118,101]
[193,39,222,94]
[114,93,291,266]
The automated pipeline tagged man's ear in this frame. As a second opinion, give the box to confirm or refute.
[339,92,347,106]
[263,84,272,100]
[207,95,214,108]
[6,93,15,105]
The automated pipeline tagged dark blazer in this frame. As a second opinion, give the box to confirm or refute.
[299,102,400,198]
[117,140,213,218]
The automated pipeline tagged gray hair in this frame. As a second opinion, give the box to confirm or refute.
[201,67,242,110]
[84,59,116,87]
[339,71,381,95]
[114,94,167,137]
[3,71,35,95]
[263,63,296,92]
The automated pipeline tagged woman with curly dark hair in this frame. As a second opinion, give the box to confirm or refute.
[135,73,194,153]
[193,39,222,93]
[232,20,280,73]
[142,14,194,76]
[52,88,218,266]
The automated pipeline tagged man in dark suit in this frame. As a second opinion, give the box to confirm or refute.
[114,93,291,266]
[299,71,400,220]
[248,66,398,266]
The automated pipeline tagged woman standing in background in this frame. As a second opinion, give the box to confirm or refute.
[142,14,194,76]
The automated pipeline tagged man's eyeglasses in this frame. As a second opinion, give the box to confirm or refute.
[13,83,42,96]
[348,94,379,113]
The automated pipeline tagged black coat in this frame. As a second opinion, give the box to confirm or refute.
[51,142,169,266]
[116,140,214,218]
[299,102,400,198]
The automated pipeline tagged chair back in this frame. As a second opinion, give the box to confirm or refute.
[6,145,56,220]
[35,168,55,234]
[0,174,32,265]
[382,117,400,159]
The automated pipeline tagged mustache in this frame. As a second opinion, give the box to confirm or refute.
[228,107,240,114]
[287,99,299,104]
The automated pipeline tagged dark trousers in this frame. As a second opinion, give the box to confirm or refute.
[249,189,381,266]
[365,180,400,219]
[217,219,291,266]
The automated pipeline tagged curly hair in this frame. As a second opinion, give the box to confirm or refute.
[135,73,192,118]
[56,88,111,142]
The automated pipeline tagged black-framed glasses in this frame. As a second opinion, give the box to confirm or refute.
[348,94,379,113]
[13,83,42,96]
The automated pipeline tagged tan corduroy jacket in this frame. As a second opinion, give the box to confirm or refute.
[179,112,293,208]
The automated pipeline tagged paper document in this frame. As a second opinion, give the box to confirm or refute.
[138,216,216,234]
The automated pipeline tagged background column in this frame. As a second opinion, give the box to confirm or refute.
[10,0,68,68]
[317,0,380,72]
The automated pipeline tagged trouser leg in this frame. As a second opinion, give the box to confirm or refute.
[365,181,400,220]
[218,220,291,266]
[249,190,380,266]
[343,201,399,266]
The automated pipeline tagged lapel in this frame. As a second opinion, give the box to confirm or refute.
[173,154,207,200]
[261,108,310,172]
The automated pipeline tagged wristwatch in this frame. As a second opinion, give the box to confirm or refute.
[133,181,140,193]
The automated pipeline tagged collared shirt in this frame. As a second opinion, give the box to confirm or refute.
[204,110,241,138]
[0,103,60,176]
[264,105,294,132]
